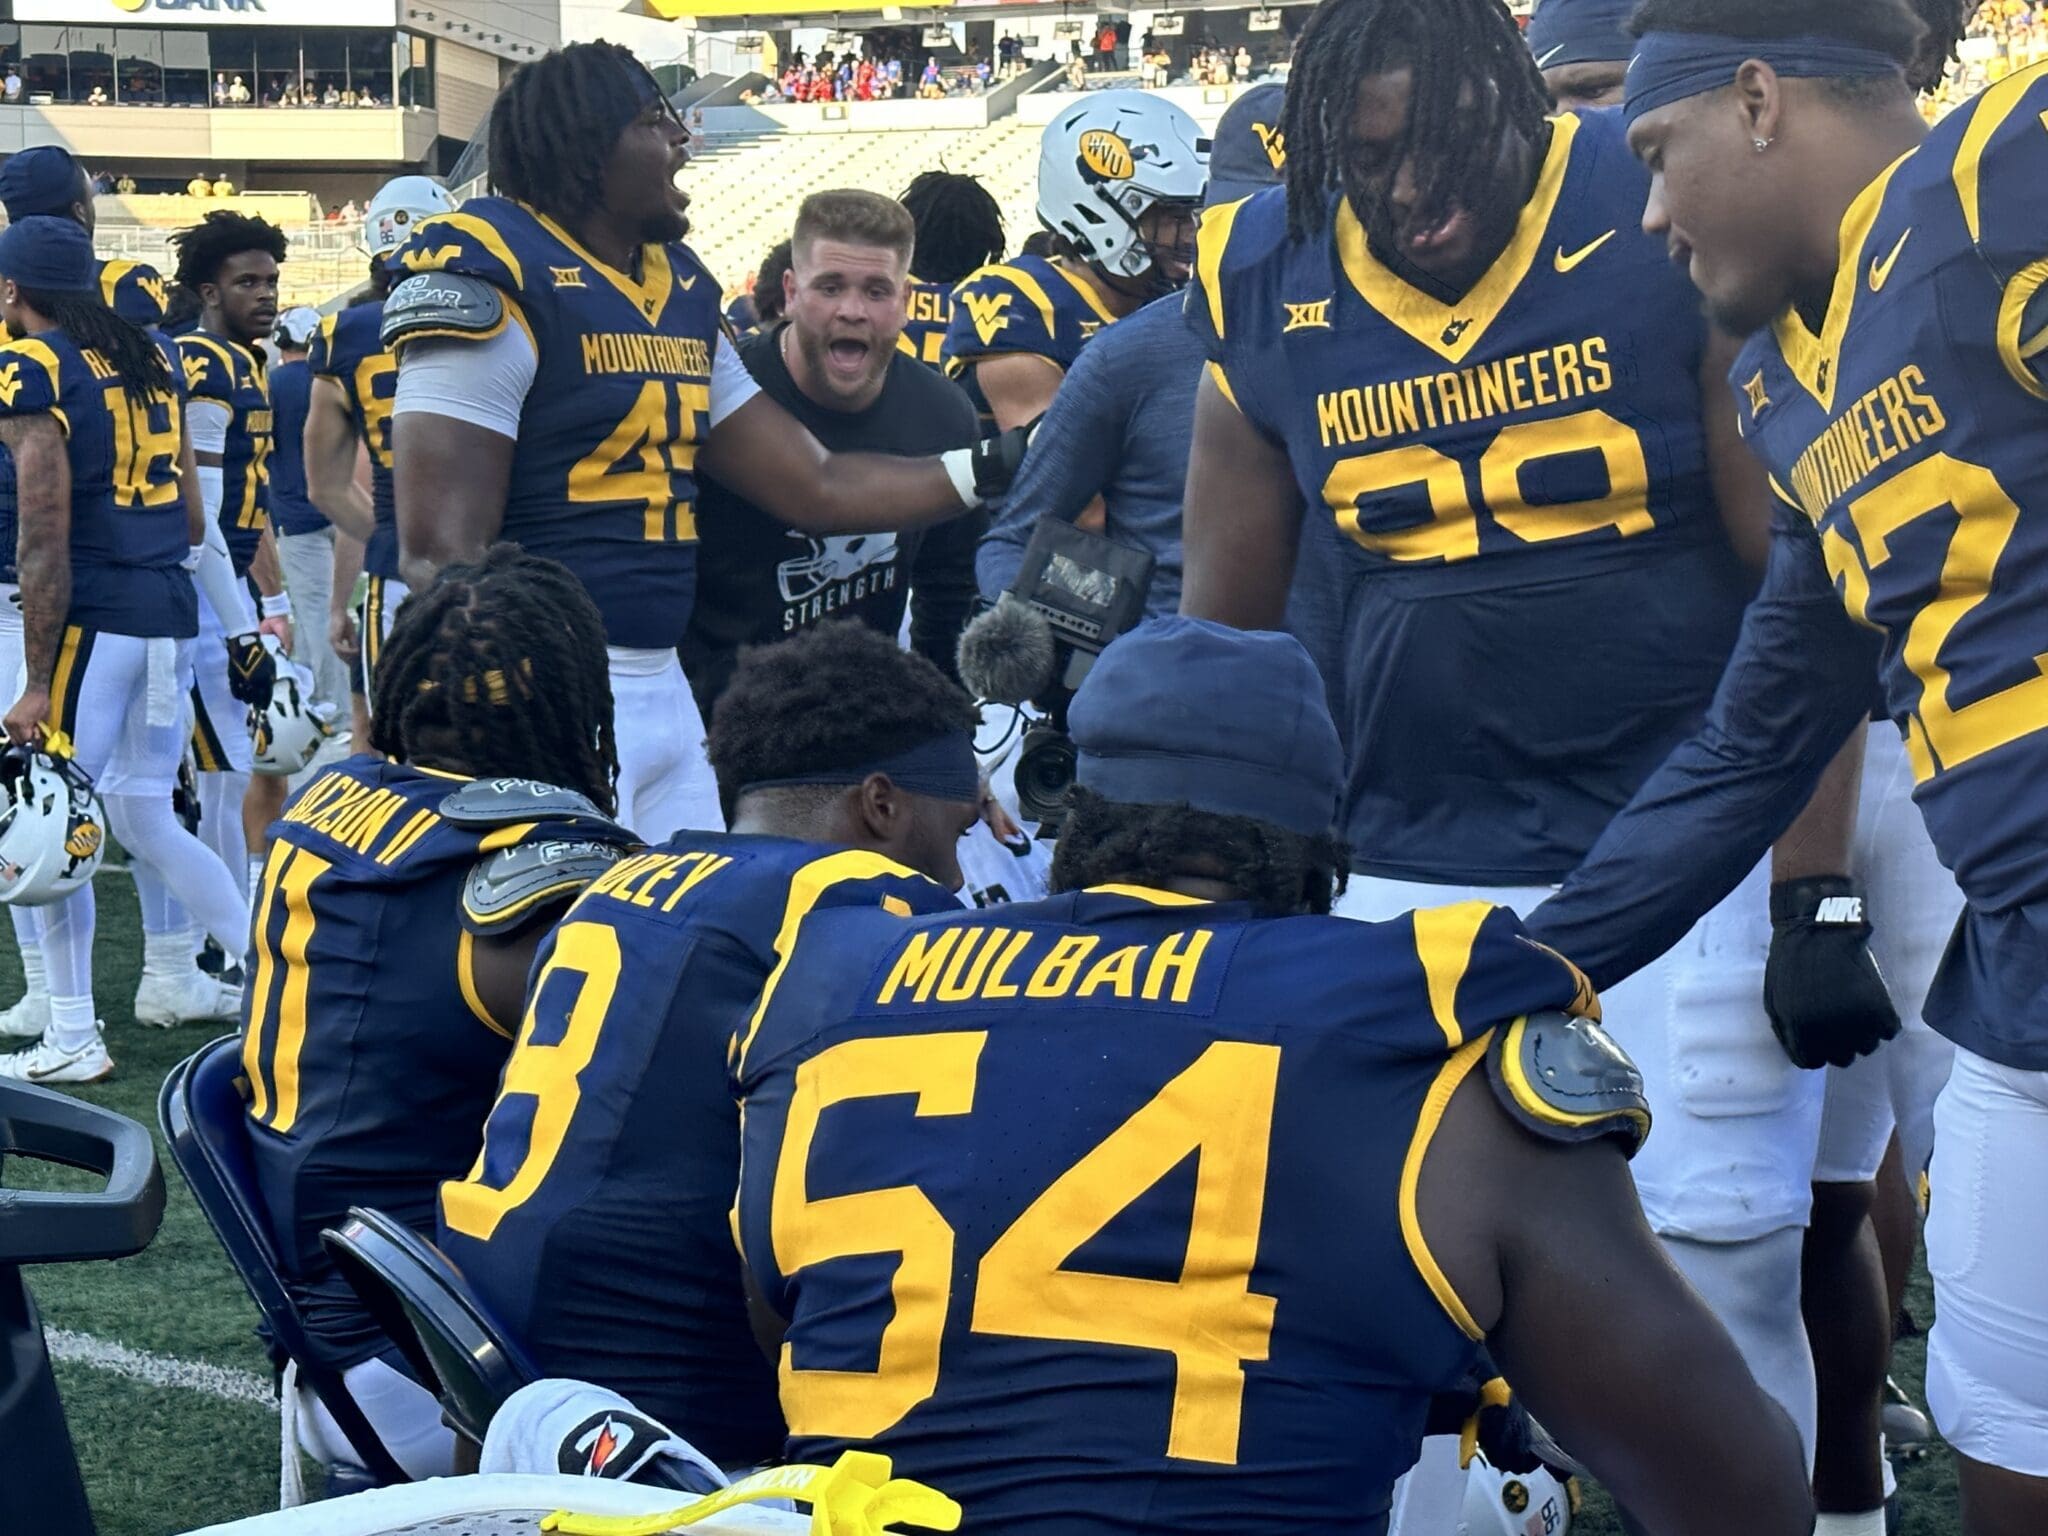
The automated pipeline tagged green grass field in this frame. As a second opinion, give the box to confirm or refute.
[3,874,1970,1534]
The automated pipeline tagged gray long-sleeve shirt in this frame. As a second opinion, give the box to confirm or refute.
[976,294,1197,614]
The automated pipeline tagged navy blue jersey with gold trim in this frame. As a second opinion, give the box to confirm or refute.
[898,279,955,371]
[391,199,723,649]
[179,332,271,575]
[0,330,193,638]
[734,888,1597,1533]
[1733,64,2048,1065]
[942,255,1119,426]
[308,302,400,579]
[241,756,530,1371]
[439,833,957,1468]
[1189,109,1754,884]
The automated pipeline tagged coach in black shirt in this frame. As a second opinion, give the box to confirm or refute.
[682,190,982,712]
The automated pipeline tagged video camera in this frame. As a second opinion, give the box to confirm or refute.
[958,519,1154,829]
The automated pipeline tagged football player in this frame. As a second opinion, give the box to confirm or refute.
[1179,0,1843,1468]
[943,91,1207,435]
[387,43,1029,845]
[0,147,179,1043]
[161,211,295,1010]
[304,175,458,749]
[439,621,976,1472]
[1531,3,2048,1529]
[731,617,1814,1536]
[895,172,1005,372]
[0,218,250,1082]
[243,545,635,1480]
[1525,0,1634,111]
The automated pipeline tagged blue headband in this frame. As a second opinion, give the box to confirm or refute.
[742,732,980,805]
[1623,31,1906,127]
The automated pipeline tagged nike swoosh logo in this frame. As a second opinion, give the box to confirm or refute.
[1553,230,1617,273]
[1536,44,1567,65]
[1868,229,1911,292]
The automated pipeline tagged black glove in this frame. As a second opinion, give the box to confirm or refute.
[969,414,1040,501]
[1764,876,1901,1069]
[1423,1367,1580,1478]
[226,632,277,709]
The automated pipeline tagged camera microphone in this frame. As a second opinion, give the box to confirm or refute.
[958,595,1059,706]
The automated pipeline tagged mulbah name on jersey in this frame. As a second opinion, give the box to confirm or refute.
[1732,63,2048,1069]
[872,917,1217,1008]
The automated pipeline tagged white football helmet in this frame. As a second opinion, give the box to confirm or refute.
[775,533,900,604]
[1037,91,1208,290]
[365,174,459,259]
[251,665,331,777]
[0,746,106,906]
[1459,1453,1577,1536]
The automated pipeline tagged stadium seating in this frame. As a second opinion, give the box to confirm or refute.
[321,1207,538,1454]
[160,1035,408,1487]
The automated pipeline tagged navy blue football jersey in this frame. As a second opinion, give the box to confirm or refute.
[439,834,957,1468]
[734,888,1600,1532]
[1189,109,1754,883]
[180,331,271,575]
[390,199,724,649]
[241,757,537,1370]
[308,302,399,578]
[0,330,193,640]
[1732,63,2048,1065]
[942,255,1119,427]
[898,279,955,371]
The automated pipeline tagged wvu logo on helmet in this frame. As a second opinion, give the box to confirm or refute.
[964,291,1014,346]
[66,821,103,861]
[1078,129,1135,183]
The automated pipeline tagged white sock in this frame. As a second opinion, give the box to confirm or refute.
[1881,1435,1896,1501]
[1814,1511,1888,1536]
[11,907,46,1001]
[46,993,97,1054]
[143,926,198,980]
[247,856,266,904]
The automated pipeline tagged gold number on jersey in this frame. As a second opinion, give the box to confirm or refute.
[441,921,621,1242]
[566,378,712,543]
[1323,407,1653,562]
[354,354,398,471]
[236,428,272,531]
[242,843,333,1134]
[770,1036,1282,1463]
[106,385,182,511]
[1826,452,2048,783]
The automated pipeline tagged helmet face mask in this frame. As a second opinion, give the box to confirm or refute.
[1038,91,1209,295]
[251,669,331,777]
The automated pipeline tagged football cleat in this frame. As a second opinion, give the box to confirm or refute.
[0,1029,113,1084]
[133,968,242,1029]
[0,988,51,1040]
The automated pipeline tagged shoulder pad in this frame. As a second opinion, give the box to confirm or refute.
[439,776,632,841]
[462,838,632,936]
[1486,1010,1650,1158]
[381,271,505,350]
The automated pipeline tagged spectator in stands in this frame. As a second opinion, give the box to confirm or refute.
[85,85,108,106]
[323,83,341,106]
[977,83,1284,618]
[886,56,905,95]
[115,174,136,195]
[2,67,19,103]
[1234,43,1252,79]
[1066,55,1088,90]
[265,306,347,727]
[921,56,943,95]
[211,172,235,197]
[752,238,794,328]
[1095,21,1119,69]
[213,72,229,105]
[681,190,981,713]
[186,172,212,197]
[228,76,250,105]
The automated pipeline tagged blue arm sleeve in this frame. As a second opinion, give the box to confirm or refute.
[975,332,1130,602]
[1524,502,1884,989]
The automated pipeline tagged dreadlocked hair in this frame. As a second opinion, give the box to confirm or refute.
[1628,0,1927,99]
[1904,0,1981,92]
[368,544,619,814]
[1050,787,1350,917]
[1282,0,1553,243]
[170,210,288,292]
[18,288,173,403]
[707,620,975,805]
[899,171,1006,284]
[489,41,668,223]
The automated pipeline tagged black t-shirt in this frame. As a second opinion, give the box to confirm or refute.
[681,324,983,713]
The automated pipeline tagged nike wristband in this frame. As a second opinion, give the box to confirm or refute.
[940,447,979,509]
[259,593,293,620]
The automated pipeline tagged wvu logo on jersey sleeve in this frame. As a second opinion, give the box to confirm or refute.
[402,245,462,274]
[0,363,22,407]
[181,352,210,391]
[1284,300,1332,333]
[964,291,1015,346]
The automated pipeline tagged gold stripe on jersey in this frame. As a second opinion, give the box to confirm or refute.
[1997,258,2048,401]
[46,625,89,739]
[1772,155,1907,412]
[375,808,439,866]
[1047,257,1119,328]
[410,211,527,290]
[1410,901,1495,1050]
[529,203,680,328]
[1400,1034,1491,1340]
[1334,112,1579,366]
[1952,60,2048,244]
[1196,196,1248,341]
[456,928,515,1039]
